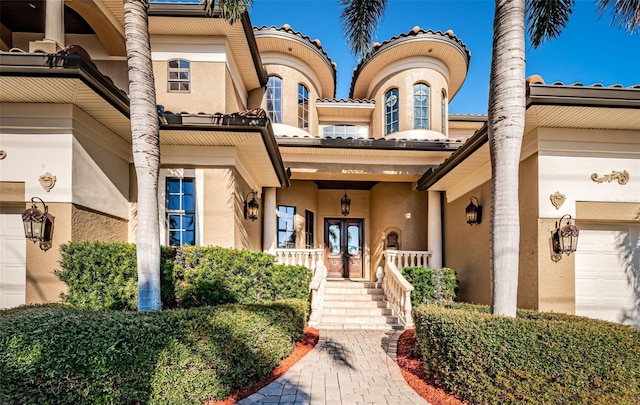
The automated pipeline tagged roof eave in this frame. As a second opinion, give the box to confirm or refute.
[527,83,640,109]
[276,137,463,152]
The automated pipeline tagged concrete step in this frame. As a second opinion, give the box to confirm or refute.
[319,315,400,325]
[322,293,386,302]
[322,299,388,309]
[322,307,393,316]
[317,323,405,331]
[324,287,384,295]
[325,281,378,289]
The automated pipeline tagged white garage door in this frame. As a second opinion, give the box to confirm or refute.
[0,212,26,309]
[575,223,639,326]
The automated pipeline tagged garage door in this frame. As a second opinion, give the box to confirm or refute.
[0,212,26,309]
[575,223,639,325]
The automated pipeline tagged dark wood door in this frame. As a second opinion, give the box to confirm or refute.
[325,218,363,278]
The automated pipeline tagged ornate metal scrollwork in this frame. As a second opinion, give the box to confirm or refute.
[591,170,629,185]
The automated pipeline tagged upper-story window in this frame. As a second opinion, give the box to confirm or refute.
[266,75,282,123]
[323,125,368,139]
[168,59,190,92]
[166,177,195,246]
[298,83,309,130]
[385,88,399,135]
[441,89,447,135]
[277,205,296,248]
[413,83,430,129]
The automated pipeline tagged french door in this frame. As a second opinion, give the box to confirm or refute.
[325,218,363,278]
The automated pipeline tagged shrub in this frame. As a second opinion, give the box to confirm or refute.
[401,266,457,305]
[57,243,312,310]
[412,304,640,404]
[56,242,176,311]
[0,299,307,404]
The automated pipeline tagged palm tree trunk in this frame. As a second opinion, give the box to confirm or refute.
[123,0,161,311]
[488,0,526,317]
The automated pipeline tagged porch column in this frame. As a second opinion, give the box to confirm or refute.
[262,187,277,254]
[428,190,443,268]
[45,0,65,47]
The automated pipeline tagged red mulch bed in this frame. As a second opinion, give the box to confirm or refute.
[207,327,320,405]
[207,327,466,405]
[396,329,469,405]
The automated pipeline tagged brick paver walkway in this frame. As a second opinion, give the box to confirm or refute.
[236,329,429,405]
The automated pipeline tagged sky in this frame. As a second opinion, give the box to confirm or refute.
[165,0,640,115]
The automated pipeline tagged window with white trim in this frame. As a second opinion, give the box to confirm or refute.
[385,88,399,135]
[298,83,309,130]
[277,205,296,248]
[413,83,430,129]
[441,89,447,135]
[266,76,282,123]
[168,59,190,92]
[166,177,196,246]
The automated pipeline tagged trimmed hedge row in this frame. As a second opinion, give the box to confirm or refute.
[413,303,640,404]
[56,242,312,310]
[0,299,307,404]
[401,266,457,305]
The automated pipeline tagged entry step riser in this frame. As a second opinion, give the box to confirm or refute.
[323,308,393,316]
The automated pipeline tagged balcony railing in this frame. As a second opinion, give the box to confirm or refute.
[275,248,324,272]
[384,249,431,269]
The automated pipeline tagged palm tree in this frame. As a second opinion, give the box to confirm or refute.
[340,0,640,317]
[123,0,161,311]
[122,0,250,311]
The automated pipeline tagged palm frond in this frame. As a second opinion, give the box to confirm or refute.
[202,0,252,24]
[596,0,640,34]
[526,0,575,48]
[340,0,389,57]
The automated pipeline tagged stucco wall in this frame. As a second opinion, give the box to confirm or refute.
[443,183,491,305]
[225,68,246,113]
[202,168,235,248]
[25,202,70,305]
[370,183,427,275]
[518,153,539,309]
[276,181,319,248]
[263,64,318,136]
[153,60,227,114]
[71,204,128,242]
[233,169,262,250]
[369,67,449,138]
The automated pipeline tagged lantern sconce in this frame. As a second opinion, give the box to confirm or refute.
[243,191,259,221]
[340,190,351,216]
[552,214,579,255]
[22,197,55,251]
[465,196,482,225]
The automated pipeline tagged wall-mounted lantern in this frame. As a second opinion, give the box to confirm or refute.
[22,197,55,251]
[552,214,579,255]
[341,190,351,216]
[243,191,259,221]
[465,196,482,225]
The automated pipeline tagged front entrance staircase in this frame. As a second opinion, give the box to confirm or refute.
[316,280,403,330]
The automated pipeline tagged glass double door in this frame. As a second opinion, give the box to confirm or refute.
[325,218,363,278]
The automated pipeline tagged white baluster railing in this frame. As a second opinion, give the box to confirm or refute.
[385,249,431,269]
[275,248,324,272]
[275,248,326,326]
[380,250,430,327]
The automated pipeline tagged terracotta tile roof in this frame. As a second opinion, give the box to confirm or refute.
[350,27,471,97]
[527,74,640,89]
[316,98,375,104]
[253,25,337,73]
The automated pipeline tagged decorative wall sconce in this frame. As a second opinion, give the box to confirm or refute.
[22,197,55,251]
[552,214,580,255]
[340,190,351,216]
[243,191,259,221]
[465,196,482,225]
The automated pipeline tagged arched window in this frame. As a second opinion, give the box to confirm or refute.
[441,89,447,135]
[385,88,399,135]
[266,76,282,123]
[413,83,430,129]
[298,83,309,130]
[168,59,190,92]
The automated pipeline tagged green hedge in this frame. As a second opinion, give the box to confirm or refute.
[56,242,312,310]
[401,266,457,305]
[0,299,307,404]
[412,304,640,404]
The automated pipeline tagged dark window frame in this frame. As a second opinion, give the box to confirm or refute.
[166,177,196,246]
[385,88,399,135]
[168,59,190,93]
[277,205,296,248]
[298,83,309,131]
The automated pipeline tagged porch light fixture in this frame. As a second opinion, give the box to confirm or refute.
[340,190,351,216]
[22,197,55,251]
[244,191,259,221]
[552,214,579,255]
[465,196,482,225]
